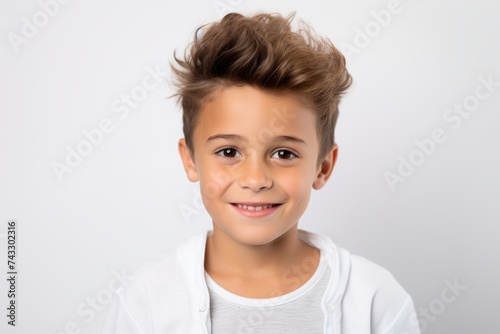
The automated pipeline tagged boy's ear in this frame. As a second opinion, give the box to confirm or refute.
[178,138,199,182]
[312,144,338,190]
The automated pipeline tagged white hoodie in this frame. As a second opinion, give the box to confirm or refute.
[102,230,421,333]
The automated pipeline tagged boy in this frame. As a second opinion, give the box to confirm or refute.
[103,12,420,333]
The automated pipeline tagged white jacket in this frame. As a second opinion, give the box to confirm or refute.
[102,230,421,333]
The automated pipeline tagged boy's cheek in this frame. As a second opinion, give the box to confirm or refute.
[199,171,232,200]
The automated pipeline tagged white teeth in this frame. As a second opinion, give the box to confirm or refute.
[237,204,275,210]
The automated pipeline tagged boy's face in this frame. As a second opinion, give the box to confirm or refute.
[179,85,337,246]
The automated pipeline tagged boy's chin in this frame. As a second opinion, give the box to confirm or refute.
[214,225,296,247]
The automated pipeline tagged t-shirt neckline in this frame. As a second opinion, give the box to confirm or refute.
[204,249,327,307]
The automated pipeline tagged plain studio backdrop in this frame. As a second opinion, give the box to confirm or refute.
[1,0,499,333]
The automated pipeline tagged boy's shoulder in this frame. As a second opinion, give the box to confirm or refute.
[298,229,410,295]
[121,232,207,283]
[343,254,416,332]
[348,253,408,293]
[115,251,184,296]
[116,231,209,297]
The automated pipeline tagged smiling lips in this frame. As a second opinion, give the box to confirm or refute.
[235,203,279,210]
[231,202,282,217]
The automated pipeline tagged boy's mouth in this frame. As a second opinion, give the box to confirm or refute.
[231,203,281,211]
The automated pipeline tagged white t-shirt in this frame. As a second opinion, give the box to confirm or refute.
[102,229,421,333]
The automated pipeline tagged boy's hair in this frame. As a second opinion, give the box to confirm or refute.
[169,12,352,164]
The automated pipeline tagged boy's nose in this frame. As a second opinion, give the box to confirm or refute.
[237,159,273,192]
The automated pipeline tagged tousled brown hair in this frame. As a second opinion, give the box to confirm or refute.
[169,12,352,164]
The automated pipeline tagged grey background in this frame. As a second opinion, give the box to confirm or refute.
[1,0,499,333]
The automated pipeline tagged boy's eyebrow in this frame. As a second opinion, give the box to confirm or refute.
[274,135,307,145]
[206,134,249,144]
[206,134,306,145]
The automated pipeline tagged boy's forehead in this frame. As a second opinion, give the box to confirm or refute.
[194,85,318,143]
[199,85,311,119]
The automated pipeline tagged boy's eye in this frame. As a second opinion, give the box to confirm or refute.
[216,148,240,158]
[272,149,297,160]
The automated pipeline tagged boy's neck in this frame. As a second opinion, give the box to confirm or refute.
[204,224,320,298]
